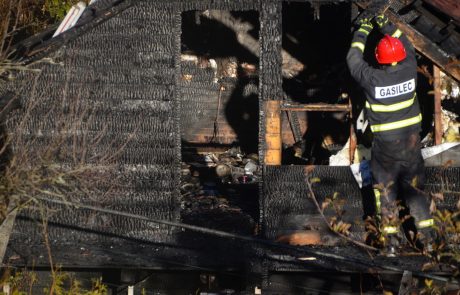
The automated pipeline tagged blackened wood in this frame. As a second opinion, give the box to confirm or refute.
[386,9,460,82]
[425,0,460,24]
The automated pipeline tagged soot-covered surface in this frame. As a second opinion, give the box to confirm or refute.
[3,0,282,270]
[2,1,459,282]
[6,1,182,248]
[262,165,460,241]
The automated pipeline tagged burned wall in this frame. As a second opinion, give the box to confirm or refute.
[4,0,294,269]
[281,2,354,164]
[6,1,182,258]
[262,165,460,241]
[179,10,260,153]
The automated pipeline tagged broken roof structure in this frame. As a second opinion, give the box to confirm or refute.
[1,0,460,292]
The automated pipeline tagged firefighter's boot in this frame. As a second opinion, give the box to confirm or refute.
[416,228,435,255]
[381,232,402,257]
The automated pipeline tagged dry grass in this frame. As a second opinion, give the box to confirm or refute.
[0,64,134,294]
[0,3,131,292]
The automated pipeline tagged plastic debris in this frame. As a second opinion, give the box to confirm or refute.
[53,2,87,37]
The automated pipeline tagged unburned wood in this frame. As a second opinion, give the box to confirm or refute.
[433,65,443,145]
[265,100,282,165]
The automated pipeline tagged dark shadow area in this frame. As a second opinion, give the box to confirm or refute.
[179,10,260,240]
[281,2,352,164]
[181,11,259,64]
[180,10,259,154]
[224,75,259,154]
[282,2,351,102]
[417,56,436,140]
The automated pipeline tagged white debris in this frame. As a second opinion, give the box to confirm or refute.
[356,109,368,132]
[350,160,371,189]
[329,138,371,166]
[53,2,87,37]
[421,142,460,159]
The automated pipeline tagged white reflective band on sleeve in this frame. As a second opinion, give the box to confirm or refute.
[417,219,434,228]
[383,226,399,234]
[351,42,365,52]
[375,79,415,99]
[392,29,403,38]
[366,94,416,112]
[371,113,422,132]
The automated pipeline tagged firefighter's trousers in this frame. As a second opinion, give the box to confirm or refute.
[370,132,433,234]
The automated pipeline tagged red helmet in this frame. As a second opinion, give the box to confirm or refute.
[375,35,406,64]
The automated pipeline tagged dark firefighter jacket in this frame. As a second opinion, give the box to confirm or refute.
[346,22,422,140]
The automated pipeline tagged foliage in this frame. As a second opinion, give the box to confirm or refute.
[44,0,81,20]
[0,269,37,295]
[0,268,108,295]
[0,0,84,62]
[426,209,460,276]
[321,192,351,236]
[0,0,130,288]
[420,279,445,295]
[0,73,127,292]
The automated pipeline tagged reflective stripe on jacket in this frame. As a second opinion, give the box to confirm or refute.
[346,25,422,140]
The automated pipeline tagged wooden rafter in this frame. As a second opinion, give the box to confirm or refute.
[385,9,460,82]
[355,2,460,82]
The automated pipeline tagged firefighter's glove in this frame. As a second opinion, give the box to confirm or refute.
[357,18,373,35]
[374,14,389,28]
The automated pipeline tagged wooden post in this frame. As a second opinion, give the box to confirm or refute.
[348,98,357,165]
[265,100,282,165]
[433,66,443,145]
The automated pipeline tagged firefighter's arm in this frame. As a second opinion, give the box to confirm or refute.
[346,19,375,85]
[375,15,416,63]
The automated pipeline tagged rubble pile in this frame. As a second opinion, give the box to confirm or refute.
[180,148,259,234]
[209,147,260,184]
[439,72,459,143]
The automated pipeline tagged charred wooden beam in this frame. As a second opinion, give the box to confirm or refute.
[354,0,395,23]
[280,103,351,112]
[424,0,460,24]
[10,0,135,64]
[285,111,303,144]
[355,2,460,82]
[385,9,460,82]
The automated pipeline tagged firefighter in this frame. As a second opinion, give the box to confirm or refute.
[346,14,434,255]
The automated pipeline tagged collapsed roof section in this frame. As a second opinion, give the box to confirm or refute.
[357,0,460,81]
